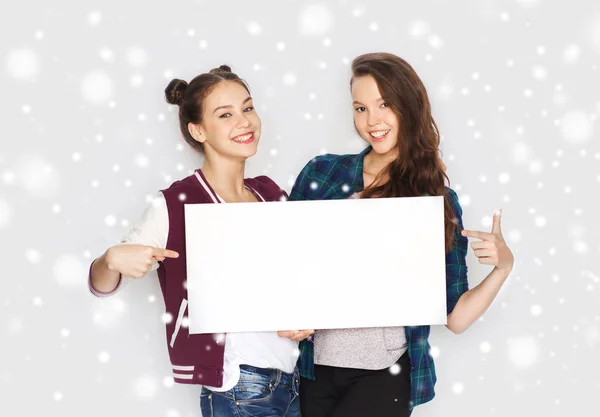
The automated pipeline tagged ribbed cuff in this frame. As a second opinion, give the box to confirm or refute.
[88,258,122,297]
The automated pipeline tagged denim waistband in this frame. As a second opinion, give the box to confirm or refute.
[239,364,298,386]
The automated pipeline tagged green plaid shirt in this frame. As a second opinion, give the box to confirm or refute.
[289,146,469,409]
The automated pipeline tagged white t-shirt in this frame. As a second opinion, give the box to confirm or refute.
[115,192,299,392]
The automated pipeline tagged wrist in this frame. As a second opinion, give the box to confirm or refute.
[495,265,512,278]
[103,248,117,272]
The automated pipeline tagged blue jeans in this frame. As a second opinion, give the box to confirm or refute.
[200,365,300,417]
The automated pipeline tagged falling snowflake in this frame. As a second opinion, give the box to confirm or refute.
[88,10,102,26]
[98,351,110,364]
[246,21,262,36]
[452,382,464,394]
[162,313,173,324]
[508,336,539,368]
[563,44,581,63]
[530,305,543,316]
[53,254,86,287]
[409,20,430,38]
[81,71,115,105]
[6,49,40,80]
[134,375,158,399]
[0,199,11,230]
[532,66,547,81]
[298,3,334,35]
[104,215,116,227]
[282,72,297,86]
[428,34,444,49]
[127,47,148,67]
[561,111,593,144]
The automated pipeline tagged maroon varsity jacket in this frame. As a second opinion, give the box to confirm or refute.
[89,169,287,387]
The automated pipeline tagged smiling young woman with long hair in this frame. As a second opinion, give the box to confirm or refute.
[289,52,514,416]
[89,65,312,417]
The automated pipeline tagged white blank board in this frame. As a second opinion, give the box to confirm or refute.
[185,196,447,334]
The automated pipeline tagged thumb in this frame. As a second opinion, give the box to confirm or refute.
[492,209,502,235]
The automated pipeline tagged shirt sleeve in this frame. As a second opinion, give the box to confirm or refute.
[88,192,169,297]
[445,188,469,315]
[289,159,316,201]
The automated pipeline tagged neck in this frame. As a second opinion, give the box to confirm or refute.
[364,147,398,176]
[201,152,247,197]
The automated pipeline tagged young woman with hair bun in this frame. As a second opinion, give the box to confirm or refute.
[89,65,309,417]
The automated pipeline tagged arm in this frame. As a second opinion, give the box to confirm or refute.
[90,244,178,295]
[89,193,178,297]
[89,253,123,295]
[446,209,514,334]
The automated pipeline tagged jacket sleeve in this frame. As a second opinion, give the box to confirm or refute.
[88,192,168,297]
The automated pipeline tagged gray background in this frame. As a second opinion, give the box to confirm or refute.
[1,0,599,416]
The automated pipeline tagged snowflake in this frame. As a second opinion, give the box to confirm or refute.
[508,336,539,368]
[7,49,40,80]
[246,21,262,36]
[81,71,114,105]
[299,4,334,36]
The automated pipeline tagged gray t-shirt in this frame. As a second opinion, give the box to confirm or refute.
[314,193,408,370]
[314,326,408,370]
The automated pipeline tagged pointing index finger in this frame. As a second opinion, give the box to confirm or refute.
[152,248,179,258]
[461,229,494,240]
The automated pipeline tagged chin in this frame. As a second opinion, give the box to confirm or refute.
[368,139,397,157]
[237,146,259,159]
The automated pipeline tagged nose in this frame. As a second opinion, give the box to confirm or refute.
[367,109,381,127]
[236,113,251,129]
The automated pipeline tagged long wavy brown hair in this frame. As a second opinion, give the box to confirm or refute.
[351,52,459,251]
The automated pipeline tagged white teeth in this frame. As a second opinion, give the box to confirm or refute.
[233,133,252,142]
[370,130,389,138]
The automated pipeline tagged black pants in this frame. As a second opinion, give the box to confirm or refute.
[300,351,412,417]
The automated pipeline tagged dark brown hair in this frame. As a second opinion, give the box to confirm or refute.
[165,65,250,153]
[351,52,459,251]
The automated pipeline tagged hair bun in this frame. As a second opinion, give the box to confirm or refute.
[165,79,188,105]
[209,64,232,75]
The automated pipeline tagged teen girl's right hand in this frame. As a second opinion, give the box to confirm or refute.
[105,244,179,279]
[277,330,315,342]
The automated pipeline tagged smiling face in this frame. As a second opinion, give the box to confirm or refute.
[189,80,261,160]
[351,75,400,158]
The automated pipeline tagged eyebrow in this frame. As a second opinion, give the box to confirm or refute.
[352,97,384,106]
[213,97,253,114]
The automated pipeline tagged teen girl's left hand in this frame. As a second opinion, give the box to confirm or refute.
[277,330,315,342]
[461,209,514,274]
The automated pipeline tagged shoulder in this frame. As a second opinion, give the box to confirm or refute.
[248,175,281,188]
[444,186,459,202]
[119,191,168,248]
[132,192,167,223]
[290,151,363,201]
[444,186,462,212]
[161,172,198,193]
[247,175,288,201]
[298,152,361,179]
